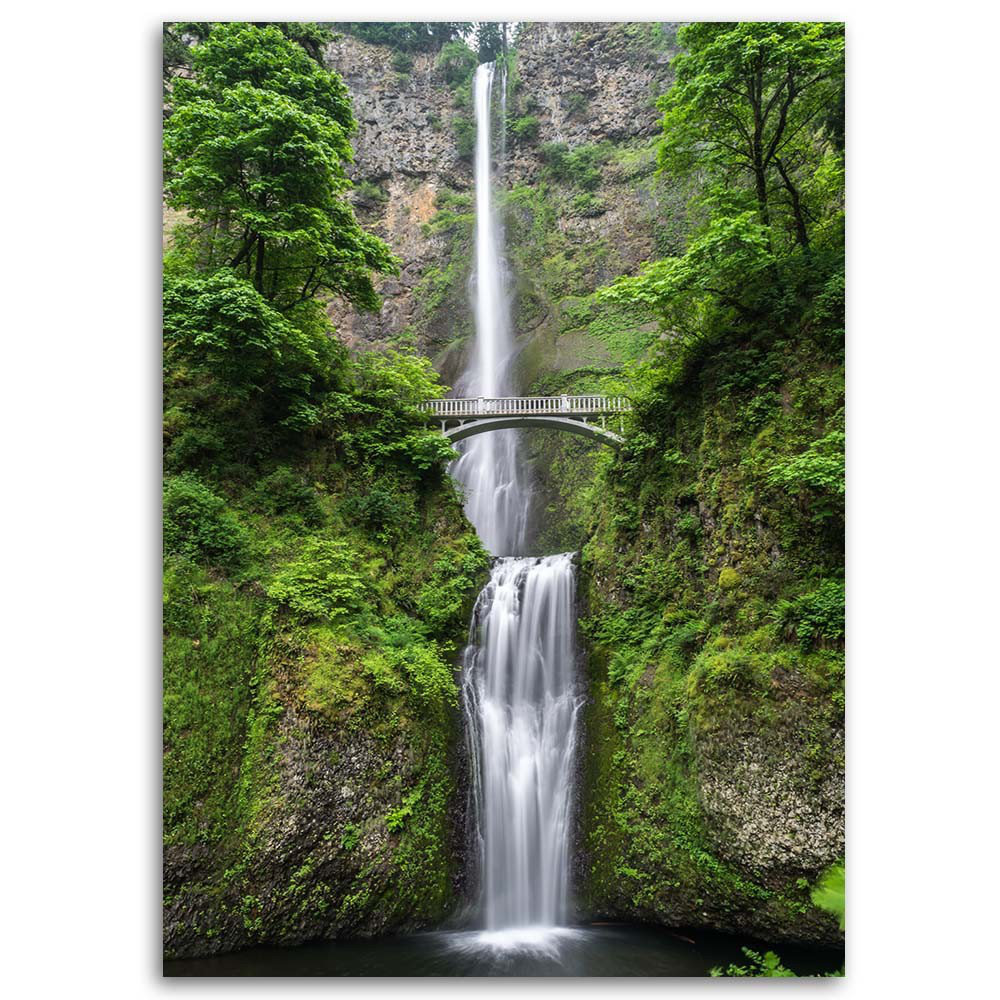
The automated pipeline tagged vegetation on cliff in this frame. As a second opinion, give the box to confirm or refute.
[162,23,488,957]
[574,21,845,945]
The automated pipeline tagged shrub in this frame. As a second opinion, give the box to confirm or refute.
[773,578,845,648]
[509,115,540,142]
[416,545,490,636]
[453,116,475,159]
[570,192,605,217]
[343,480,415,541]
[676,511,701,539]
[249,467,325,526]
[436,39,477,87]
[689,639,771,695]
[392,50,414,74]
[767,430,845,521]
[540,141,608,190]
[354,179,388,206]
[266,539,368,625]
[163,475,246,569]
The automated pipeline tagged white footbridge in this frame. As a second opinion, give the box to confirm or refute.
[421,395,631,448]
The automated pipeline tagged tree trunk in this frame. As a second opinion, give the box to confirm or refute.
[775,158,810,249]
[254,234,265,293]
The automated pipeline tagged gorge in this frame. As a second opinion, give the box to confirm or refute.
[163,21,846,977]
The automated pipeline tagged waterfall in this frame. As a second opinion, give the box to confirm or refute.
[462,554,581,930]
[450,62,580,941]
[451,62,530,558]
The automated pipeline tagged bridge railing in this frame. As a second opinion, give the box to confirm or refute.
[421,395,632,418]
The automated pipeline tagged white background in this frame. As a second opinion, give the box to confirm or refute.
[2,1,997,995]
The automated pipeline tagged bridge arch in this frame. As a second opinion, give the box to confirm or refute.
[443,415,624,448]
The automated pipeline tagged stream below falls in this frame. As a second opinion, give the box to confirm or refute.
[164,925,843,976]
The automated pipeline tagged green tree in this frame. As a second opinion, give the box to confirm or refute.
[163,24,397,310]
[174,23,352,124]
[436,39,478,86]
[600,22,844,334]
[331,350,457,472]
[659,22,844,247]
[338,22,470,53]
[163,270,340,431]
[475,22,506,62]
[263,22,334,63]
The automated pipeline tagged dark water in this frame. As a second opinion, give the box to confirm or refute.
[164,923,844,977]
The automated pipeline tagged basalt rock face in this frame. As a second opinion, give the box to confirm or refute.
[322,36,472,379]
[164,697,470,959]
[321,24,684,396]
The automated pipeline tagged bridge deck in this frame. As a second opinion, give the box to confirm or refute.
[421,395,631,420]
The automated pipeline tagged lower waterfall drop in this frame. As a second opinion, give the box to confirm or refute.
[462,553,581,933]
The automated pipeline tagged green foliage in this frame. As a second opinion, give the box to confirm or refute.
[340,824,361,851]
[163,271,338,431]
[436,39,478,87]
[599,212,777,336]
[811,861,846,929]
[773,579,845,648]
[688,639,772,696]
[659,22,844,244]
[391,50,414,75]
[163,475,246,570]
[509,114,539,143]
[710,948,797,977]
[248,467,325,526]
[164,23,398,311]
[354,179,389,206]
[335,349,457,472]
[266,539,368,625]
[271,22,334,63]
[162,557,259,844]
[339,22,470,53]
[599,22,844,346]
[539,141,610,190]
[569,192,605,217]
[175,23,350,121]
[563,91,588,117]
[768,430,845,521]
[416,544,491,635]
[342,479,416,543]
[386,788,422,832]
[475,22,506,62]
[162,23,195,81]
[453,116,475,159]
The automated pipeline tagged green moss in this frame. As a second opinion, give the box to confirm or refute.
[164,431,489,946]
[576,304,845,932]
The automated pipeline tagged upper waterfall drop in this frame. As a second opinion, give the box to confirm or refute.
[450,62,531,556]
